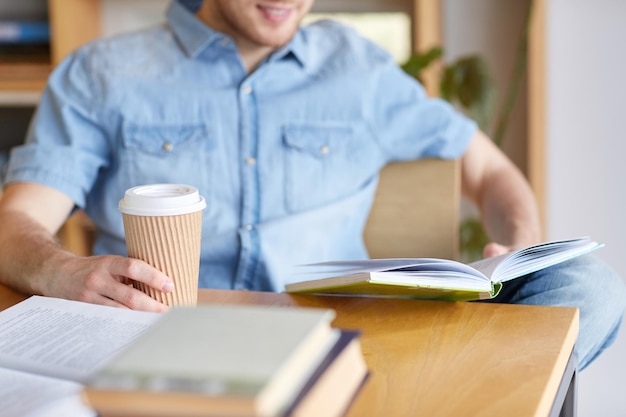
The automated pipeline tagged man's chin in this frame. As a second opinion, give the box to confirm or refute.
[253,29,298,48]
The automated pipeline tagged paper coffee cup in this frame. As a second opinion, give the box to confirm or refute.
[118,184,206,306]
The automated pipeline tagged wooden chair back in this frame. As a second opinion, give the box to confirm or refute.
[364,159,460,260]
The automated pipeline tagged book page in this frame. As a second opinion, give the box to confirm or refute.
[299,258,485,278]
[468,237,602,283]
[0,367,95,417]
[0,296,162,382]
[467,253,509,280]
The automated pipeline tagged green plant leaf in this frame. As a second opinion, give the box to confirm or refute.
[460,217,489,263]
[441,56,497,131]
[400,47,442,84]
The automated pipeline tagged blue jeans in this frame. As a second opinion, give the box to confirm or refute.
[481,254,626,370]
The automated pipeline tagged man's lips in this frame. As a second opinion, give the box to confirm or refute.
[257,4,293,23]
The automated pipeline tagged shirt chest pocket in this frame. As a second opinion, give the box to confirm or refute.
[123,124,213,156]
[283,123,382,213]
[119,123,215,196]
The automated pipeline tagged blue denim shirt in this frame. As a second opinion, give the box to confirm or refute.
[4,1,476,291]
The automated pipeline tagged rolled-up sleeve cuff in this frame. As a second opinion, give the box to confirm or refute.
[4,143,104,209]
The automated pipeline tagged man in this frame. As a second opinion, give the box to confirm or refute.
[0,0,624,370]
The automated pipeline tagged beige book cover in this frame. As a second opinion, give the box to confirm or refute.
[84,304,339,417]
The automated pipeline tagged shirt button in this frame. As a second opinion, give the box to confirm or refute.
[244,224,254,231]
[245,156,256,165]
[243,86,253,95]
[320,145,330,154]
[162,142,174,152]
[220,37,229,46]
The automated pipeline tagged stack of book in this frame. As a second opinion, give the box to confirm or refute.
[0,297,367,417]
[83,305,368,417]
[84,305,367,417]
[0,21,50,63]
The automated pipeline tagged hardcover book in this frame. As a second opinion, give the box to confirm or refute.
[285,237,602,301]
[83,305,347,417]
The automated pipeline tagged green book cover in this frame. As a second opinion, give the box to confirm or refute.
[285,237,601,301]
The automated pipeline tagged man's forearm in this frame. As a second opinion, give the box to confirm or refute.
[478,164,542,248]
[0,210,75,295]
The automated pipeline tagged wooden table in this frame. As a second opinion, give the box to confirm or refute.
[0,285,579,417]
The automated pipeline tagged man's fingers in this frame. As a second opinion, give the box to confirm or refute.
[103,282,169,312]
[81,255,172,312]
[93,294,130,309]
[483,242,511,258]
[107,257,175,293]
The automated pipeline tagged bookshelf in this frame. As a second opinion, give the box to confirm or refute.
[0,0,102,255]
[0,0,101,134]
[0,0,100,102]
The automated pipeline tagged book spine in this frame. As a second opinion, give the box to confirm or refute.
[0,21,50,44]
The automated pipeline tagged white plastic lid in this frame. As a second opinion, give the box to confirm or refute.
[118,184,206,216]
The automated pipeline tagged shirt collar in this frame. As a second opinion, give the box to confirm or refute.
[166,0,307,67]
[271,29,307,67]
[166,0,221,58]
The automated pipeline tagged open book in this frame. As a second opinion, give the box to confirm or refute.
[0,296,161,417]
[285,237,603,301]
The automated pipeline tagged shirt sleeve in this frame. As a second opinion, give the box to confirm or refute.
[3,48,111,209]
[369,54,478,162]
